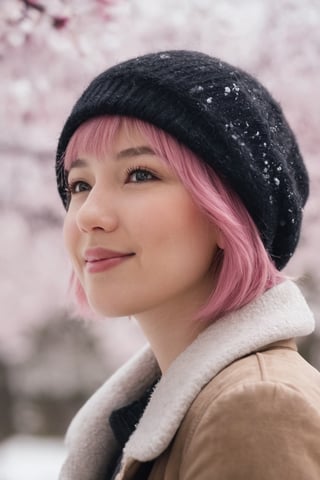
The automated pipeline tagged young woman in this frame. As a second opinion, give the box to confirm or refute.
[56,51,320,480]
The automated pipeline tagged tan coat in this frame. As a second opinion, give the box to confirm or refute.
[123,339,320,479]
[59,281,320,480]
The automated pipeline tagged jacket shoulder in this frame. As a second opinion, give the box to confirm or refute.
[206,339,320,403]
[174,342,320,479]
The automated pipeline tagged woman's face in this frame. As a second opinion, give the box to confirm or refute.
[63,125,219,318]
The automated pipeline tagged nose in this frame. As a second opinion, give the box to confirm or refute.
[75,188,118,233]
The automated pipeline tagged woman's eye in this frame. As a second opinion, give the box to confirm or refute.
[126,167,157,183]
[68,180,91,195]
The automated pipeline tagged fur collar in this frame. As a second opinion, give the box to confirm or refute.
[59,281,314,479]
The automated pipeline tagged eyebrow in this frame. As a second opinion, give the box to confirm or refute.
[67,145,156,173]
[116,145,156,160]
[67,158,87,172]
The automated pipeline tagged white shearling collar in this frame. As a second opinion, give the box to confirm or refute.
[59,281,314,480]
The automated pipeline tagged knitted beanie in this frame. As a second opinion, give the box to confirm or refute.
[56,50,309,270]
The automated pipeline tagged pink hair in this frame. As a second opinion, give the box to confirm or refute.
[64,116,285,322]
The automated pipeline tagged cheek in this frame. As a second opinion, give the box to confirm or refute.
[63,215,80,266]
[169,211,217,272]
[137,193,217,271]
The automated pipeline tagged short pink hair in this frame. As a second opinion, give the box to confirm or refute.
[64,116,285,322]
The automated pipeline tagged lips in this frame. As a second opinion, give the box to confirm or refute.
[84,247,135,273]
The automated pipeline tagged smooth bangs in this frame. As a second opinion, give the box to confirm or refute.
[64,116,123,170]
[64,115,285,323]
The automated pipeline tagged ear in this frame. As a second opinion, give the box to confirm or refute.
[216,230,225,250]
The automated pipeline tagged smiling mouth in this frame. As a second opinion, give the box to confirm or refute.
[85,253,135,273]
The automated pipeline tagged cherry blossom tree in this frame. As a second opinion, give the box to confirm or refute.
[1,0,320,363]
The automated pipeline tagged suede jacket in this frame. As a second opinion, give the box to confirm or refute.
[59,281,320,479]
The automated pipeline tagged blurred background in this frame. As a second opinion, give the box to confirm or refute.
[1,0,320,478]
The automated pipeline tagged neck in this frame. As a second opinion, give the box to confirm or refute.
[135,297,209,373]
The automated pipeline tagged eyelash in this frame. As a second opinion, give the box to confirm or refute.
[67,180,89,196]
[67,165,158,197]
[125,165,159,183]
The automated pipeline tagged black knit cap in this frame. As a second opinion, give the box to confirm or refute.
[56,50,309,270]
